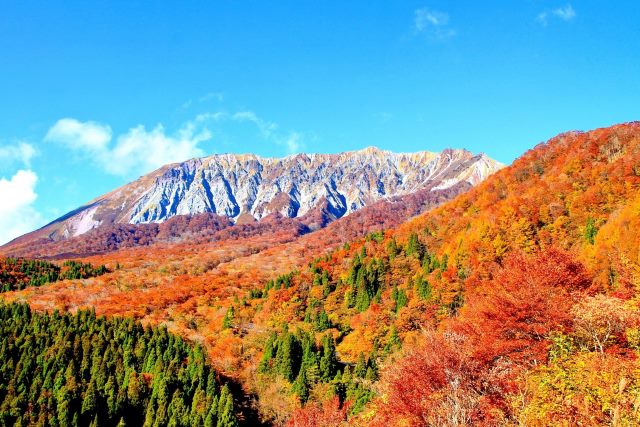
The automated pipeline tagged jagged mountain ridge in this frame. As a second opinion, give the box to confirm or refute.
[8,146,502,245]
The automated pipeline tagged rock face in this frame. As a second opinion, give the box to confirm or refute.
[8,147,503,243]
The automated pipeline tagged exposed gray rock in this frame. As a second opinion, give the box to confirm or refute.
[28,147,503,240]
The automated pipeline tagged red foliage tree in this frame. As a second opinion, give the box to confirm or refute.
[372,332,479,427]
[454,247,590,368]
[287,396,349,427]
[374,248,592,426]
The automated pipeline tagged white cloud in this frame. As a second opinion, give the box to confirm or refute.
[537,12,549,26]
[285,132,302,154]
[414,8,456,40]
[232,111,278,139]
[415,8,448,30]
[199,92,224,103]
[537,4,576,26]
[0,142,36,169]
[0,169,43,245]
[45,118,112,151]
[106,124,208,176]
[181,92,224,111]
[231,111,304,154]
[553,4,576,21]
[194,111,228,122]
[197,110,303,154]
[45,118,208,177]
[46,110,305,175]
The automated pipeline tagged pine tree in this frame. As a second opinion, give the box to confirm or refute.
[319,335,338,381]
[222,307,234,330]
[56,386,72,427]
[355,283,371,312]
[292,368,310,403]
[585,217,598,245]
[81,380,98,416]
[384,326,401,354]
[258,333,277,374]
[168,390,189,427]
[190,387,206,425]
[0,301,234,427]
[105,376,118,419]
[354,353,367,378]
[206,370,217,396]
[344,289,356,308]
[204,403,217,427]
[216,392,238,427]
[405,232,425,260]
[354,265,374,312]
[127,372,143,407]
[314,310,331,331]
[415,275,432,301]
[275,332,301,382]
[386,238,400,260]
[394,288,408,313]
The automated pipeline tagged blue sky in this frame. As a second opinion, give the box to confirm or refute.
[0,1,639,243]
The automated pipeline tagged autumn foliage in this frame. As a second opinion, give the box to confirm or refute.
[2,122,640,425]
[287,397,349,427]
[453,247,590,367]
[371,332,478,427]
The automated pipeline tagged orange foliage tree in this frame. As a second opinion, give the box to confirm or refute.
[287,396,349,427]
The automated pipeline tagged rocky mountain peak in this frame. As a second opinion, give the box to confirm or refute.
[7,147,503,244]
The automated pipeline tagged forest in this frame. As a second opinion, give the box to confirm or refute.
[0,258,108,292]
[0,302,237,427]
[2,122,640,425]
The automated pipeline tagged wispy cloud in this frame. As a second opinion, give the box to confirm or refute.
[230,111,305,154]
[196,110,306,154]
[0,141,36,169]
[537,4,576,26]
[232,111,278,139]
[199,92,224,103]
[45,110,305,177]
[553,4,576,21]
[414,7,456,40]
[46,118,208,177]
[285,132,302,154]
[181,92,225,110]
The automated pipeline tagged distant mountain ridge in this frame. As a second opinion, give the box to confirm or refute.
[3,147,502,250]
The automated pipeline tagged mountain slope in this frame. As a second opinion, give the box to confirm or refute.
[244,121,640,425]
[3,123,640,425]
[3,147,501,251]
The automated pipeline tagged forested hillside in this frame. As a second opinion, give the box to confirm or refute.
[2,122,640,426]
[225,122,640,425]
[0,258,108,292]
[0,303,237,427]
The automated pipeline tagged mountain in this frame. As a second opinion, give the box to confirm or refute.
[2,147,501,254]
[256,121,640,425]
[3,122,640,426]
